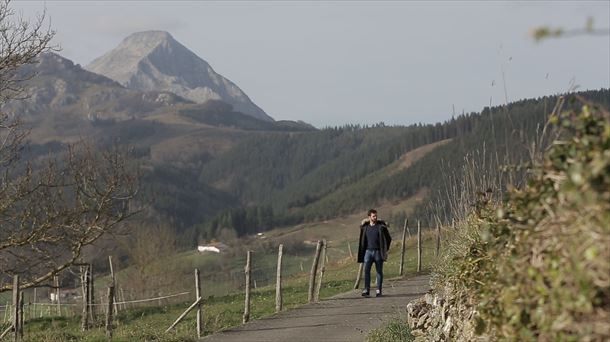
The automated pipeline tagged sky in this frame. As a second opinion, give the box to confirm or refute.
[13,1,610,128]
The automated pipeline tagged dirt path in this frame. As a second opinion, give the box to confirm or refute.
[200,274,430,342]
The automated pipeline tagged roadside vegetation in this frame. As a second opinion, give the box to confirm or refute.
[367,317,414,342]
[426,102,610,340]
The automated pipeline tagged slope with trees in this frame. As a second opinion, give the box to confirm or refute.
[195,89,609,239]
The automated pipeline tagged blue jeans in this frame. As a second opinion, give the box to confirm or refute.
[364,249,383,291]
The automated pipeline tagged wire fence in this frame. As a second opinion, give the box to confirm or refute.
[0,246,331,323]
[0,221,440,339]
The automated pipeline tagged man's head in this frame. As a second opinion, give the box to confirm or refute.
[367,209,377,224]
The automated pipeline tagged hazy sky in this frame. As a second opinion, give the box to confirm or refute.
[13,1,610,127]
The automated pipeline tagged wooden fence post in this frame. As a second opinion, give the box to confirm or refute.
[81,265,90,331]
[308,240,323,303]
[347,242,353,259]
[436,222,441,257]
[399,219,408,276]
[165,297,203,333]
[18,292,23,339]
[88,263,95,322]
[314,240,327,302]
[0,324,11,341]
[417,220,422,272]
[195,268,203,338]
[243,251,251,324]
[33,288,37,320]
[275,244,283,313]
[108,256,118,316]
[108,256,115,284]
[105,285,115,338]
[120,287,127,311]
[54,276,61,316]
[12,275,19,342]
[353,263,363,290]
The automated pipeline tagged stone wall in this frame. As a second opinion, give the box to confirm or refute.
[405,285,490,341]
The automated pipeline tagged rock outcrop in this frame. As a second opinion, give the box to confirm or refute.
[405,285,490,341]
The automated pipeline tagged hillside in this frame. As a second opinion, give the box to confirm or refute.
[196,89,610,238]
[1,52,316,225]
[5,49,608,244]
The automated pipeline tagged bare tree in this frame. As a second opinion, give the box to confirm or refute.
[126,220,179,297]
[0,0,55,103]
[0,0,138,291]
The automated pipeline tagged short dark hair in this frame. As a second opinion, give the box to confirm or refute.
[367,209,377,216]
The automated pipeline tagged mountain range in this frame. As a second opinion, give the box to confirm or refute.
[4,29,609,244]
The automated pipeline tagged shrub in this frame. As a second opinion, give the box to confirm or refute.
[367,318,414,342]
[435,103,610,340]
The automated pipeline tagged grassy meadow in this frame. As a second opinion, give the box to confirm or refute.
[1,200,437,341]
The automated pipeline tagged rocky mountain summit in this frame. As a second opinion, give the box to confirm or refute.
[86,31,272,122]
[2,51,309,146]
[1,52,191,142]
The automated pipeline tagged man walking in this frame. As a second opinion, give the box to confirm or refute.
[357,209,392,297]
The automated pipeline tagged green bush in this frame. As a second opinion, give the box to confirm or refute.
[436,104,610,340]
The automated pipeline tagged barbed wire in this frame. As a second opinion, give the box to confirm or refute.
[0,291,191,310]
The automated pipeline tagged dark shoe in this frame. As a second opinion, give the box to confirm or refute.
[361,290,370,297]
[375,290,382,297]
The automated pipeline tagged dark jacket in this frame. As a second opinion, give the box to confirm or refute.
[357,220,392,263]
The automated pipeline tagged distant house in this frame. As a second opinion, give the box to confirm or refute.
[50,288,81,302]
[197,242,229,253]
[198,246,220,253]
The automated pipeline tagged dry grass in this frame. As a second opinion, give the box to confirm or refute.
[393,139,452,173]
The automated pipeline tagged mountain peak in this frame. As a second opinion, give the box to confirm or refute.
[89,31,179,73]
[121,30,175,49]
[86,31,273,122]
[126,30,173,40]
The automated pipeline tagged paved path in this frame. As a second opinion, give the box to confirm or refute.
[201,274,430,342]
